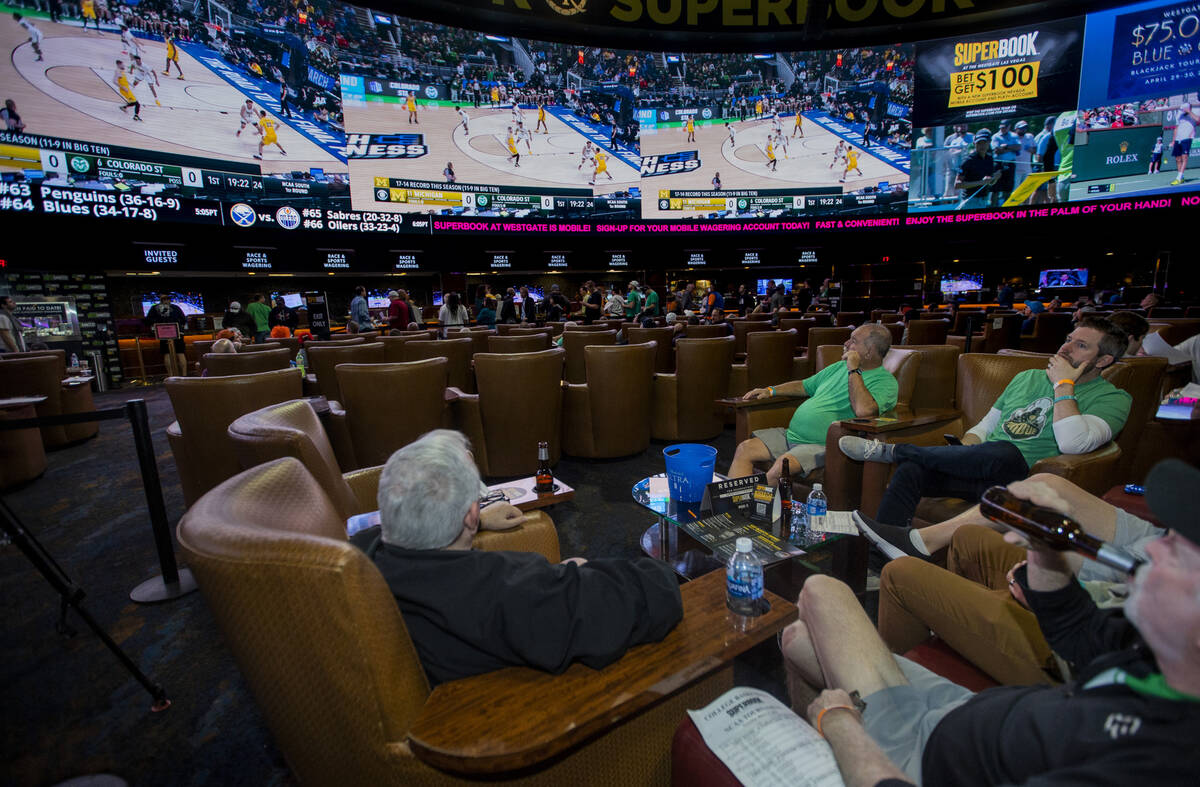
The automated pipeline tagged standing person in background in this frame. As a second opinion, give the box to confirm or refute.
[737,284,756,316]
[246,293,270,344]
[221,300,255,340]
[547,284,570,321]
[268,296,298,334]
[499,288,519,324]
[439,292,469,331]
[624,281,642,321]
[387,290,411,332]
[583,281,602,325]
[476,296,497,329]
[146,293,188,374]
[350,286,371,328]
[1168,101,1200,186]
[0,294,28,353]
[474,283,492,315]
[519,286,538,324]
[640,284,660,318]
[604,286,626,318]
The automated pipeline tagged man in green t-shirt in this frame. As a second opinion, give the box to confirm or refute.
[841,316,1132,561]
[641,284,659,317]
[624,280,642,320]
[729,324,899,484]
[246,293,271,343]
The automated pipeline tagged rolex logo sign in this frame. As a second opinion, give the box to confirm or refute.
[1106,139,1138,166]
[547,0,586,15]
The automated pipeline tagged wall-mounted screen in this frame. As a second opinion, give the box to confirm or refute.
[1038,268,1089,288]
[757,279,793,295]
[271,291,306,308]
[367,289,392,309]
[139,292,205,316]
[940,273,984,294]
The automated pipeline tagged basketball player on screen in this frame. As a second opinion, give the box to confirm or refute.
[535,101,548,134]
[793,110,804,138]
[766,138,777,171]
[80,0,100,32]
[726,122,736,148]
[589,150,612,186]
[839,146,862,182]
[830,139,846,168]
[406,91,418,124]
[455,105,469,136]
[113,59,142,120]
[506,127,520,167]
[578,140,594,170]
[254,110,286,159]
[163,28,184,79]
[13,14,43,62]
[518,121,532,153]
[129,55,160,106]
[236,99,256,136]
[685,116,695,143]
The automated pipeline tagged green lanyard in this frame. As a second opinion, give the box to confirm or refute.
[1088,668,1200,703]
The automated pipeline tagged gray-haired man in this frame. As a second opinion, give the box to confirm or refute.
[351,429,682,686]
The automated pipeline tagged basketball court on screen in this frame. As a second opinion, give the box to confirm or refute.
[640,113,909,219]
[3,18,340,176]
[345,100,640,214]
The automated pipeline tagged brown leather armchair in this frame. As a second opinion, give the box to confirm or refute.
[793,327,852,379]
[228,399,559,558]
[452,348,565,478]
[305,342,385,400]
[803,312,833,326]
[904,319,950,345]
[378,333,432,362]
[563,329,617,384]
[728,329,798,396]
[563,343,656,458]
[402,338,475,393]
[487,334,551,353]
[0,350,99,448]
[731,321,774,358]
[625,327,674,372]
[0,398,46,488]
[835,311,865,327]
[332,359,454,469]
[682,325,730,339]
[307,336,366,347]
[778,318,815,350]
[177,456,762,785]
[165,367,303,506]
[947,313,1023,354]
[186,339,217,374]
[652,336,734,442]
[203,347,292,377]
[1019,312,1073,353]
[236,342,283,354]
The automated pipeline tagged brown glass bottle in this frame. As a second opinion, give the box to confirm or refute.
[535,441,553,493]
[778,458,792,537]
[979,486,1141,574]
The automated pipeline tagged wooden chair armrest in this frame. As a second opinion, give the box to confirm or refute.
[836,408,961,435]
[716,393,807,411]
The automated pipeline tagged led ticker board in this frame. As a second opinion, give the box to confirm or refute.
[0,0,1195,243]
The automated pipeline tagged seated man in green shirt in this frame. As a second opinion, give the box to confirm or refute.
[729,324,898,484]
[840,316,1132,562]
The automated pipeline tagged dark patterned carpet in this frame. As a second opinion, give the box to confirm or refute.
[0,387,850,785]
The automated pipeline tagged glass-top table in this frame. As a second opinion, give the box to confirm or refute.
[632,474,868,600]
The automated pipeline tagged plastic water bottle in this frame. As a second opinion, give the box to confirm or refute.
[806,483,828,532]
[726,537,764,631]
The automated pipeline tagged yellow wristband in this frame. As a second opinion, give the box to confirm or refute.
[816,705,859,737]
[1055,379,1076,387]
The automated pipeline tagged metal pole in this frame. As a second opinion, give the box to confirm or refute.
[125,399,196,603]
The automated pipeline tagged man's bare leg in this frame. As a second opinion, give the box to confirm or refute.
[914,472,1119,553]
[782,575,908,712]
[729,436,771,478]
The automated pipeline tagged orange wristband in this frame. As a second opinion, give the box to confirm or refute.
[1055,379,1076,387]
[815,704,859,737]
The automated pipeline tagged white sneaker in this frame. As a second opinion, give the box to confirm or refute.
[838,436,893,463]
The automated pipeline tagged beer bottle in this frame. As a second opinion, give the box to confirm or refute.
[778,458,792,537]
[980,486,1141,574]
[535,441,554,493]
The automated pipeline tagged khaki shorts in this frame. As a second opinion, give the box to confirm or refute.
[751,427,825,475]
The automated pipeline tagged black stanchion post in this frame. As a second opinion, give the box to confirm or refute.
[964,313,980,354]
[126,398,197,604]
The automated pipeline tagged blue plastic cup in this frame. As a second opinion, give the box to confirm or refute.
[663,443,718,504]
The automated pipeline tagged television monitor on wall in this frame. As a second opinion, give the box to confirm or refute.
[271,292,305,308]
[367,289,391,309]
[139,292,205,316]
[1039,269,1089,288]
[939,273,984,295]
[757,279,792,296]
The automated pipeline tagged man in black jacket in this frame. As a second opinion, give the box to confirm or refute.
[267,296,298,333]
[779,459,1200,786]
[351,429,683,687]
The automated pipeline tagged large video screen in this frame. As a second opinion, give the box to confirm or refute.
[0,0,1194,247]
